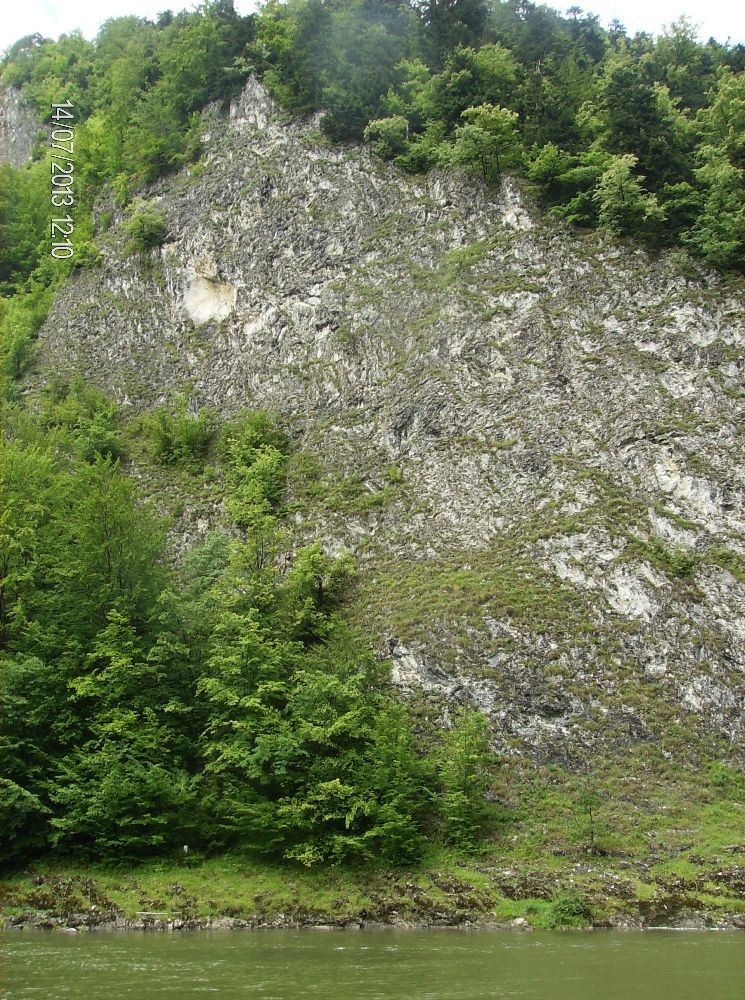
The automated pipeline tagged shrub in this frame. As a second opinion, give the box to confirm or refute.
[142,395,215,467]
[218,410,288,469]
[219,410,289,526]
[124,203,167,256]
[363,116,409,159]
[41,376,125,463]
[548,888,594,928]
[435,708,497,850]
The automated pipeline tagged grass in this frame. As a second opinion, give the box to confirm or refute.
[287,449,406,518]
[704,546,745,583]
[354,546,598,650]
[619,537,699,581]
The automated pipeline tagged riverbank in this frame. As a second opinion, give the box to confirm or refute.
[3,853,744,933]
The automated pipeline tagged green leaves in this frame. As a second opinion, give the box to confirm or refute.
[689,164,745,268]
[140,395,215,468]
[0,778,50,861]
[1,0,742,290]
[1,391,503,866]
[435,709,497,850]
[123,202,167,256]
[194,424,440,866]
[364,116,410,159]
[443,103,519,182]
[593,153,666,240]
[51,747,197,858]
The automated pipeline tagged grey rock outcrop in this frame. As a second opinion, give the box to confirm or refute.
[0,86,41,167]
[33,78,745,762]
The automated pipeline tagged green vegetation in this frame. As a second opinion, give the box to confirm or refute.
[1,381,499,869]
[705,545,745,582]
[2,755,743,927]
[124,203,167,256]
[137,393,216,468]
[1,3,254,384]
[1,0,743,405]
[242,2,744,267]
[354,540,597,649]
[0,1,743,310]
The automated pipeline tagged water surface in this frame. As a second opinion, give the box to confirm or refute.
[2,929,743,999]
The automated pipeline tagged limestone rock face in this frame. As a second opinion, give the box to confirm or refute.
[0,86,41,167]
[181,272,237,326]
[34,79,745,762]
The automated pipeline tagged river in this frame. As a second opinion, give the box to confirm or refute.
[2,929,743,999]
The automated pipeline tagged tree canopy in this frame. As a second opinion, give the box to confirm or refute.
[1,386,497,866]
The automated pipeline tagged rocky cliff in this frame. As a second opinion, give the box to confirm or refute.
[32,79,744,764]
[0,86,40,167]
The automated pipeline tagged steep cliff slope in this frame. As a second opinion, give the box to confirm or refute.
[34,79,744,764]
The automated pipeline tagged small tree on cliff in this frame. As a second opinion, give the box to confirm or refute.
[593,153,666,241]
[442,103,519,184]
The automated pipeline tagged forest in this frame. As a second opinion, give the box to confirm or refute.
[2,381,499,865]
[1,0,744,868]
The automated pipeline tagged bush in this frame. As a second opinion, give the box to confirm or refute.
[548,888,594,928]
[435,709,497,850]
[219,410,289,527]
[218,410,288,469]
[124,203,167,256]
[41,376,125,462]
[0,279,55,385]
[142,395,215,467]
[363,117,409,160]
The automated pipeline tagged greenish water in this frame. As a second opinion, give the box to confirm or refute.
[1,930,743,999]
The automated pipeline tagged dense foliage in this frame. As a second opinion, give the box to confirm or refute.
[0,385,497,866]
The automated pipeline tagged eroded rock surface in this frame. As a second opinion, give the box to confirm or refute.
[34,79,745,762]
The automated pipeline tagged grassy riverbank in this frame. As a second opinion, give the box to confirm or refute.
[3,759,743,931]
[2,850,744,932]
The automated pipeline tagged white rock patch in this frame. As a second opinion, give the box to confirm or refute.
[603,565,660,621]
[182,275,237,326]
